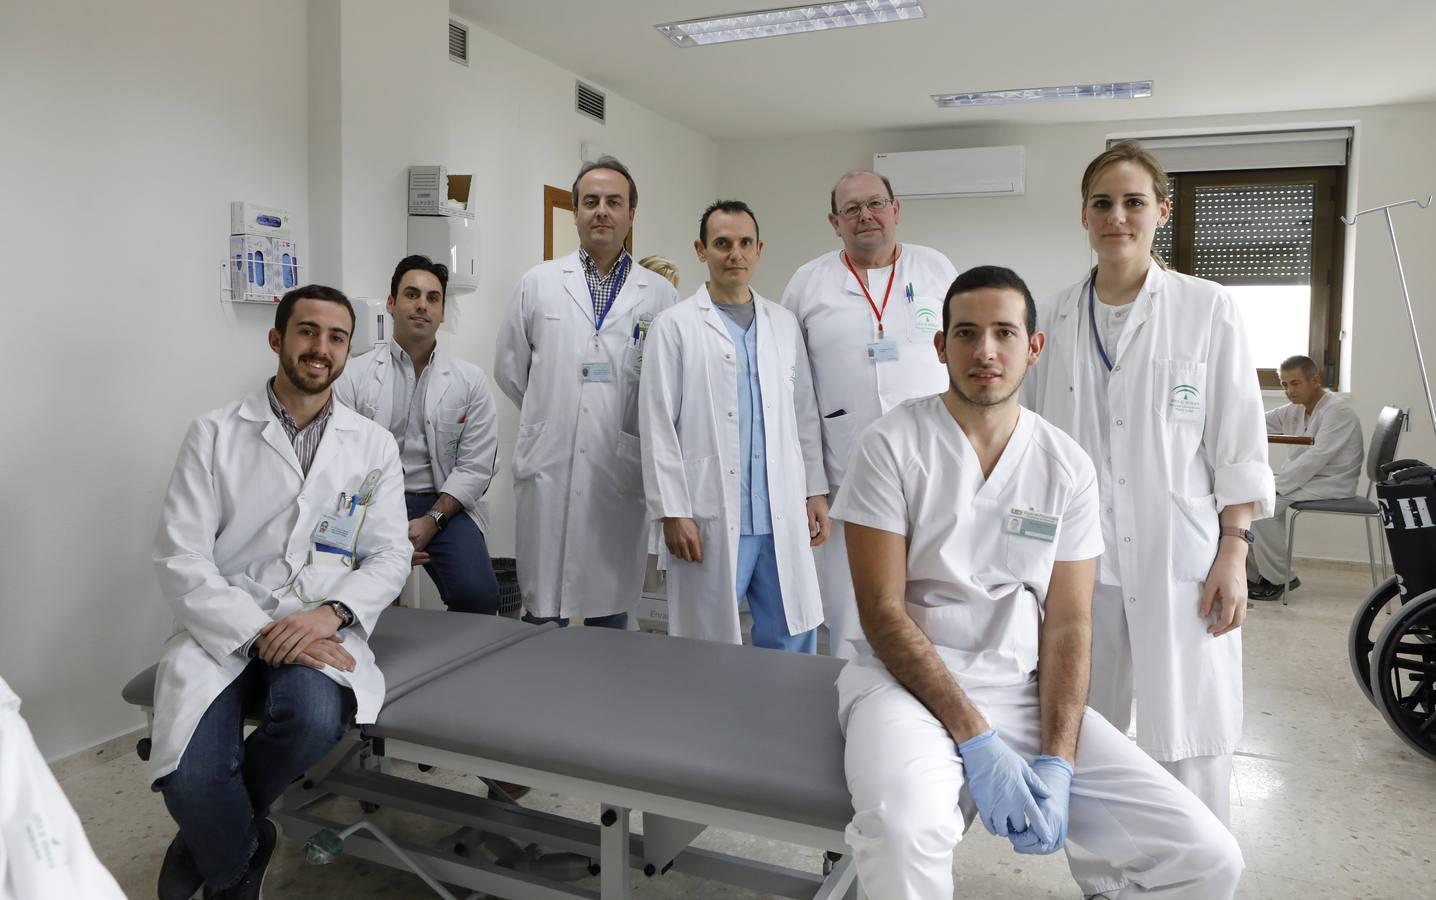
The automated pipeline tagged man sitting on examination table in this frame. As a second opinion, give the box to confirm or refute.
[150,285,411,900]
[833,266,1243,899]
[1247,354,1364,601]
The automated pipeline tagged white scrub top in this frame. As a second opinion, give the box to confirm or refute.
[831,396,1104,688]
[1266,392,1364,498]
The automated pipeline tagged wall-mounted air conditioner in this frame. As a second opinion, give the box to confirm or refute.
[874,145,1025,199]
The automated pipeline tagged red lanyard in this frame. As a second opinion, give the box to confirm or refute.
[843,248,898,338]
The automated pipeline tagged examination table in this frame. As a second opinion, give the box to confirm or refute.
[123,607,860,899]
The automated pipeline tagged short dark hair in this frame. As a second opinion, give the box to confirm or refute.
[1280,354,1319,378]
[942,266,1037,336]
[275,284,355,334]
[390,254,448,304]
[830,170,896,215]
[572,155,638,208]
[698,199,760,245]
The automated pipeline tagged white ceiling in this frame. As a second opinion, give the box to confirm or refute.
[451,0,1436,140]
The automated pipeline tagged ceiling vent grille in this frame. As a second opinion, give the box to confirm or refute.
[448,20,469,65]
[575,81,606,124]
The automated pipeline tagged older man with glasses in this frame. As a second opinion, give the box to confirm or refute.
[780,170,958,659]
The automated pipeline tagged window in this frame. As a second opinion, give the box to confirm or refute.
[1121,128,1351,389]
[1155,167,1344,388]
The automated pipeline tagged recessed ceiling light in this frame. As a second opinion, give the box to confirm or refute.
[932,81,1154,108]
[656,1,925,48]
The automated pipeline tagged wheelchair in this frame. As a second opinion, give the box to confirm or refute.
[1348,459,1436,763]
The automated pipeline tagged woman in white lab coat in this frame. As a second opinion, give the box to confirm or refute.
[639,283,829,645]
[1026,142,1273,891]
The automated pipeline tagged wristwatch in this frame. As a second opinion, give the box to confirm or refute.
[427,508,448,530]
[323,600,356,629]
[1219,526,1254,545]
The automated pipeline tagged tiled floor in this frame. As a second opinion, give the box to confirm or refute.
[65,560,1436,898]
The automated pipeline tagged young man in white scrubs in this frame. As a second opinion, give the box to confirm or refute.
[640,200,829,650]
[1248,354,1364,599]
[833,266,1243,900]
[781,170,958,657]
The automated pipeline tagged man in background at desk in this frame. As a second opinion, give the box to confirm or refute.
[1249,354,1364,600]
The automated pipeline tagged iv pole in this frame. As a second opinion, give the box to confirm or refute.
[1341,196,1435,443]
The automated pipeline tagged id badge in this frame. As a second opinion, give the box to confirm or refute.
[866,339,899,362]
[1005,508,1059,543]
[580,360,614,383]
[312,511,359,556]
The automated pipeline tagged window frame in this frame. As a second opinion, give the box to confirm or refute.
[1165,166,1346,390]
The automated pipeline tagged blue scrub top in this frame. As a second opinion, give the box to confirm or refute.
[720,311,772,536]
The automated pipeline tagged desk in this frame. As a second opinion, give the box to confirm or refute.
[1268,434,1314,446]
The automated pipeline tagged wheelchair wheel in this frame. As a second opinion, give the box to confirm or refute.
[1349,576,1403,705]
[1371,587,1436,763]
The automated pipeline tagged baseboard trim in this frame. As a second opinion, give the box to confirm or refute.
[50,725,147,782]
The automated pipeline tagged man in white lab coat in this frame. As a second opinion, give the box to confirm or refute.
[781,170,958,657]
[335,255,501,614]
[835,266,1242,899]
[494,156,679,627]
[1248,355,1365,600]
[151,286,411,900]
[640,200,829,650]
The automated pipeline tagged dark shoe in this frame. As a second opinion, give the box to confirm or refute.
[1249,576,1300,601]
[205,818,276,900]
[158,832,203,900]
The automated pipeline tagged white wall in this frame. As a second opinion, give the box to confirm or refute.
[0,0,716,760]
[717,103,1436,563]
[0,0,312,758]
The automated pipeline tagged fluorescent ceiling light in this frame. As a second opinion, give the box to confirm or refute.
[933,81,1154,108]
[656,1,925,48]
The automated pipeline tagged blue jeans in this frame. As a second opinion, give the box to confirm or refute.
[158,662,355,889]
[406,492,499,615]
[738,533,817,653]
[522,611,630,629]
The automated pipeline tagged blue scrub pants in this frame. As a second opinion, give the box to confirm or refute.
[406,492,499,615]
[738,533,817,654]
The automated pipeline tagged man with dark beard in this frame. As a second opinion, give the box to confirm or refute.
[149,285,411,900]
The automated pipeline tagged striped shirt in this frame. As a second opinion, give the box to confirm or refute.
[579,247,632,329]
[266,378,333,475]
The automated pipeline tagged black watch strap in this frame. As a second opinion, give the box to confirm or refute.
[324,601,356,628]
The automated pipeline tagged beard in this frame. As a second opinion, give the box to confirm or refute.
[949,370,1024,408]
[280,351,342,395]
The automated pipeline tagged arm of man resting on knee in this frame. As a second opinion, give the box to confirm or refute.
[847,523,1052,843]
[1009,556,1096,854]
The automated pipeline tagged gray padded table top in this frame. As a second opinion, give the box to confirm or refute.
[370,625,854,833]
[121,607,540,708]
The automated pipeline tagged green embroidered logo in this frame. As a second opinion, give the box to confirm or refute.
[1171,384,1199,401]
[1169,383,1201,417]
[914,307,939,332]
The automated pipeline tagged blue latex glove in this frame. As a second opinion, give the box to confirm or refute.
[956,730,1053,841]
[1011,755,1073,855]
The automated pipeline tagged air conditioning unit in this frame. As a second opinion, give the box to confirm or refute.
[874,146,1025,199]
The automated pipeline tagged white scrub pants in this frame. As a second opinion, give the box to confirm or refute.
[1246,488,1324,584]
[838,661,1243,900]
[816,512,863,659]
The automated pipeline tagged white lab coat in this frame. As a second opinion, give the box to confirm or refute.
[148,391,412,782]
[639,287,828,643]
[1025,263,1275,760]
[0,678,125,900]
[334,343,499,531]
[780,244,957,488]
[493,252,679,619]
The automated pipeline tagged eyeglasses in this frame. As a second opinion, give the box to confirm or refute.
[836,197,894,219]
